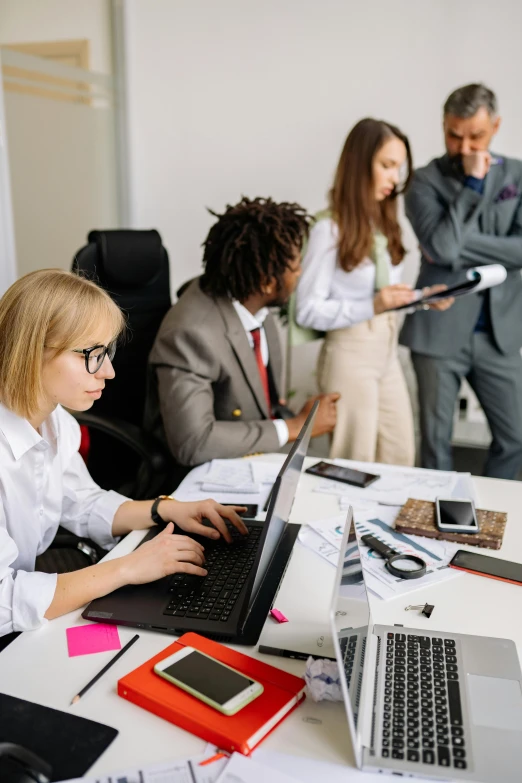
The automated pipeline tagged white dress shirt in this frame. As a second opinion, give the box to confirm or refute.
[296,218,403,331]
[232,301,289,447]
[0,403,128,635]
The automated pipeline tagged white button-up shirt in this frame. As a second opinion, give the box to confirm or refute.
[296,218,403,331]
[0,402,128,635]
[231,301,289,447]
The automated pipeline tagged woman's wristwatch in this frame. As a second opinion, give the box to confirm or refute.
[151,495,171,527]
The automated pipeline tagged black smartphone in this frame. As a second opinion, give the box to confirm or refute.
[305,461,380,488]
[449,549,522,586]
[223,503,258,519]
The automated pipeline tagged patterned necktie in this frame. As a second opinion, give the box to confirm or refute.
[371,230,390,291]
[250,327,272,415]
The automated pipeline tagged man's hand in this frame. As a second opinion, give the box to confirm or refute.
[462,151,491,179]
[374,284,416,314]
[286,392,340,441]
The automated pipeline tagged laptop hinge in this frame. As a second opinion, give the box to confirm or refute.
[360,629,379,752]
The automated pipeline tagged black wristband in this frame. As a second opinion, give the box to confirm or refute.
[151,495,170,527]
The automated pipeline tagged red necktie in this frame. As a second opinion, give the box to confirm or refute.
[251,327,272,416]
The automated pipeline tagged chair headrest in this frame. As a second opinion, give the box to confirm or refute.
[87,230,164,288]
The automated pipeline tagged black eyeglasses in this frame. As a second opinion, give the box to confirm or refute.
[72,341,117,374]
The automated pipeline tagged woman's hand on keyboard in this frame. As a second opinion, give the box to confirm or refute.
[124,523,208,584]
[161,499,249,544]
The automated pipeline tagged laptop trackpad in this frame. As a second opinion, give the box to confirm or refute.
[468,675,522,732]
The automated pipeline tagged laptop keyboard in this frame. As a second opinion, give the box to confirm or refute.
[163,526,262,623]
[339,634,358,689]
[382,633,467,771]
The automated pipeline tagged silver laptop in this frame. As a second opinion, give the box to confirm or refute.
[330,509,522,782]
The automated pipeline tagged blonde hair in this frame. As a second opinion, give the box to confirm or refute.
[0,269,125,419]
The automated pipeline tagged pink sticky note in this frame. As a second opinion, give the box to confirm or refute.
[66,623,121,657]
[270,608,289,624]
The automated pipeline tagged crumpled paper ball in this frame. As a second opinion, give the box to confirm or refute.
[303,656,343,702]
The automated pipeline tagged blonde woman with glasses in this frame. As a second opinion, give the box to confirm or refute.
[0,269,246,642]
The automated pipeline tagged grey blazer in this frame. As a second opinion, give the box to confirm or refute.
[145,279,283,466]
[400,153,522,358]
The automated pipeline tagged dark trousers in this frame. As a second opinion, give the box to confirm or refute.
[412,332,522,479]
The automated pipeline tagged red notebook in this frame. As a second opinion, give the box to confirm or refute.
[118,632,306,755]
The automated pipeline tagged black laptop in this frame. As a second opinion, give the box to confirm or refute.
[83,402,318,645]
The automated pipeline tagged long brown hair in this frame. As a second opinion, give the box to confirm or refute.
[329,118,412,270]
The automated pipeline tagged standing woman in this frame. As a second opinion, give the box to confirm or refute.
[0,269,246,641]
[296,119,451,465]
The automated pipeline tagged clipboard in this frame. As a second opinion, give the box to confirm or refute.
[394,263,507,312]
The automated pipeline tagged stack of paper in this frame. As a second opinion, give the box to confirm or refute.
[201,460,259,493]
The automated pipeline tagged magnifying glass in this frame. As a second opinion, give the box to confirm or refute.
[361,534,427,580]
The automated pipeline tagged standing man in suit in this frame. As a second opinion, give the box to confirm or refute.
[146,197,339,467]
[401,84,522,479]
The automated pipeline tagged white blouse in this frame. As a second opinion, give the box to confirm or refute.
[0,402,128,636]
[296,218,403,332]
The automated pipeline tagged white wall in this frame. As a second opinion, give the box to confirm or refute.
[0,0,119,277]
[124,0,522,297]
[0,0,113,73]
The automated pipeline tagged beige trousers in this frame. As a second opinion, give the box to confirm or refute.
[317,312,415,466]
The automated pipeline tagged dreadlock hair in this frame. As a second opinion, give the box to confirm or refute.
[200,196,311,301]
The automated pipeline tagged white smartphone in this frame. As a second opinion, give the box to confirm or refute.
[435,497,480,534]
[153,646,263,716]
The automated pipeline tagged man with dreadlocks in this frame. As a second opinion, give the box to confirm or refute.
[146,197,339,467]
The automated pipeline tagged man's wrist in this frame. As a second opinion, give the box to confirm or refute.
[286,414,305,442]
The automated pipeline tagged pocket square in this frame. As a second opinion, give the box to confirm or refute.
[494,184,519,203]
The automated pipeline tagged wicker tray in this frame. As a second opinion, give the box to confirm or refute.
[395,498,507,551]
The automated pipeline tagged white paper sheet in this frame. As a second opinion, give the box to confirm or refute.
[299,506,461,601]
[202,460,259,493]
[216,752,300,783]
[314,462,459,507]
[466,263,507,293]
[61,754,228,783]
[298,524,341,567]
[253,750,427,782]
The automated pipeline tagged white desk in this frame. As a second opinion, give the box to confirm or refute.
[0,457,521,778]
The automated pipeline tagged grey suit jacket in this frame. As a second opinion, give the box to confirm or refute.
[145,279,283,466]
[400,153,522,358]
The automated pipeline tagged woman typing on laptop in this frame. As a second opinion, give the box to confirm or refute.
[0,269,247,642]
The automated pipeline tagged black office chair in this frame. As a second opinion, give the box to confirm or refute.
[71,229,173,499]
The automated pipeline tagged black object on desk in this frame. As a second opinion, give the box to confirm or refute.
[0,693,118,781]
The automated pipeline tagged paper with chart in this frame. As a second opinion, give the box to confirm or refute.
[354,506,461,600]
[311,460,461,507]
[300,508,461,601]
[61,754,228,783]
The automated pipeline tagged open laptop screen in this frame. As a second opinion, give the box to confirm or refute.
[330,509,371,766]
[247,400,318,607]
